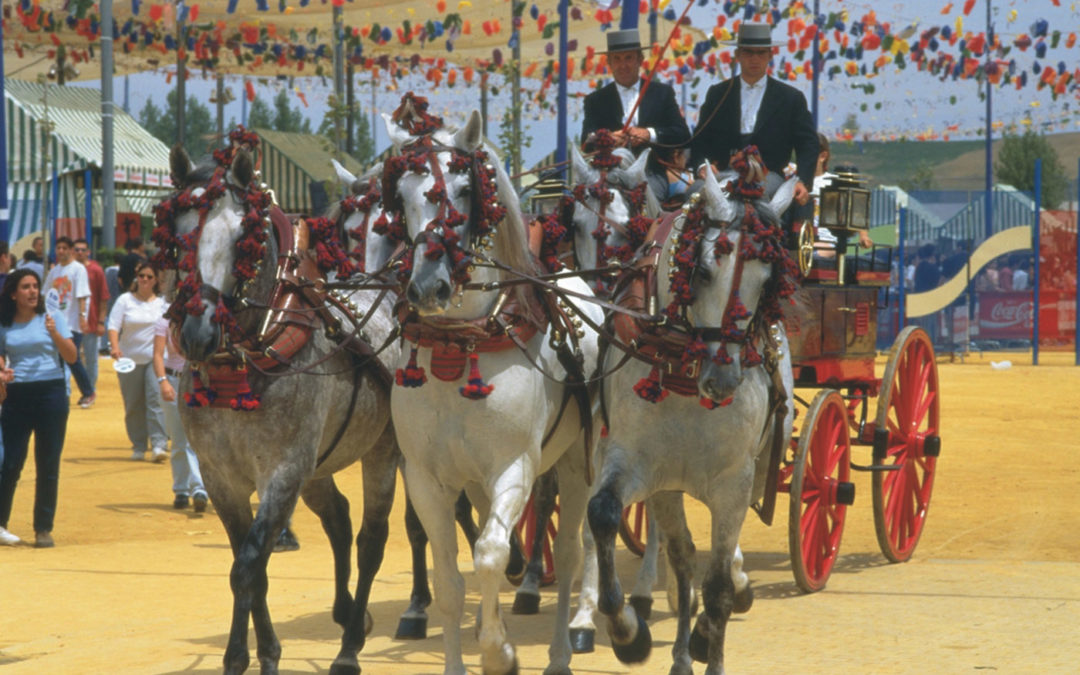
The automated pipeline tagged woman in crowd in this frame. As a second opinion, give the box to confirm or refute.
[152,316,208,512]
[107,262,168,462]
[0,269,78,547]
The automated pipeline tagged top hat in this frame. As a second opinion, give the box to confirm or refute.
[605,29,646,53]
[722,22,786,48]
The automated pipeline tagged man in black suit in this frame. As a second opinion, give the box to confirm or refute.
[690,22,817,212]
[581,29,690,198]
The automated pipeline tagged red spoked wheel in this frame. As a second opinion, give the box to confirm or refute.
[507,494,558,587]
[873,326,941,563]
[788,390,854,593]
[618,502,649,557]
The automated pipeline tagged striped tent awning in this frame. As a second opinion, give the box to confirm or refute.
[938,186,1037,242]
[254,128,365,216]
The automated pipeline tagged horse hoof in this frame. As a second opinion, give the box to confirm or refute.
[611,613,651,664]
[485,657,520,675]
[733,584,754,614]
[512,591,540,615]
[394,615,427,640]
[329,656,361,675]
[689,618,709,664]
[569,627,595,653]
[273,528,300,553]
[629,595,653,621]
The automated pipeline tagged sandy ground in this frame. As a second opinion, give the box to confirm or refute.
[1,350,1078,674]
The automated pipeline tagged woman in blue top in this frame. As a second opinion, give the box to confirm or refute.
[0,269,77,548]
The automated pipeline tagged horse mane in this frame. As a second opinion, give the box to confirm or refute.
[486,142,539,277]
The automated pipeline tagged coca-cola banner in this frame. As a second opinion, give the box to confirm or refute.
[979,292,1034,339]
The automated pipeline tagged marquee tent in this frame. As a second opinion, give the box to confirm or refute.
[4,78,171,244]
[253,126,364,215]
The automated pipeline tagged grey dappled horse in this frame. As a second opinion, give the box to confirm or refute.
[164,143,400,675]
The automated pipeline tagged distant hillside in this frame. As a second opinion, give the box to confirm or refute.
[829,131,1080,193]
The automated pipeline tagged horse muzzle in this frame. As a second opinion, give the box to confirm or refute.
[699,359,742,406]
[405,262,454,315]
[180,309,223,363]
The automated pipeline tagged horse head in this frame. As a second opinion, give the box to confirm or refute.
[329,159,393,275]
[380,97,535,318]
[568,141,659,292]
[658,153,798,406]
[154,134,275,363]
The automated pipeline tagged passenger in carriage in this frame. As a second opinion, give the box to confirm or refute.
[649,145,693,208]
[581,28,691,202]
[689,22,817,220]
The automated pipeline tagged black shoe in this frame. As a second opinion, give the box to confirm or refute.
[35,531,54,548]
[173,494,189,509]
[192,492,209,513]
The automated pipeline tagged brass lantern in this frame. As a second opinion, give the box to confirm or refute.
[818,168,871,232]
[528,177,567,216]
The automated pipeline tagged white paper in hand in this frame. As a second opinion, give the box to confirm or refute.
[45,288,62,318]
[113,357,136,374]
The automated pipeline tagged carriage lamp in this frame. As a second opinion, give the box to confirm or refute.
[528,177,568,216]
[818,169,871,232]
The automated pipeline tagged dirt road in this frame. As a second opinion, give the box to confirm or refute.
[1,351,1078,673]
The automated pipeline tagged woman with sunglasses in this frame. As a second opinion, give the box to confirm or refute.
[0,269,78,547]
[106,262,168,462]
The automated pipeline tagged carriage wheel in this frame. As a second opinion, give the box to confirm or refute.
[507,494,558,587]
[873,326,940,563]
[618,502,649,557]
[788,390,853,593]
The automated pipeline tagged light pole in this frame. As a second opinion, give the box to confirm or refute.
[37,74,54,260]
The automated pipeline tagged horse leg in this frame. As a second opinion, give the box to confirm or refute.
[404,461,466,675]
[330,437,398,675]
[731,545,753,614]
[542,455,586,675]
[628,496,662,621]
[299,476,353,629]
[454,491,480,552]
[568,517,598,653]
[202,471,256,675]
[587,469,651,665]
[651,492,697,675]
[475,460,535,675]
[513,467,558,616]
[692,495,751,675]
[395,494,432,640]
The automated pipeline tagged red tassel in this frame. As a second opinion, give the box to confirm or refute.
[229,366,261,411]
[633,366,669,403]
[700,395,734,409]
[184,369,217,407]
[395,347,427,387]
[459,352,494,400]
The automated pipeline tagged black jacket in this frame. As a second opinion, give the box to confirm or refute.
[690,76,818,188]
[581,79,691,150]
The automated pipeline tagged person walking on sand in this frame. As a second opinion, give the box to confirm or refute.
[0,269,78,548]
[152,316,208,512]
[107,262,168,462]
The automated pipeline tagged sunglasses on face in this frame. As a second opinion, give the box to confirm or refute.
[137,274,156,280]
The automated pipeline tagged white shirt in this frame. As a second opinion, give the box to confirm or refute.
[107,292,167,364]
[1012,267,1029,291]
[739,77,767,135]
[614,81,658,143]
[44,260,91,331]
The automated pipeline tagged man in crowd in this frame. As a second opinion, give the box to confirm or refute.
[690,22,817,217]
[72,239,109,406]
[118,237,147,293]
[581,28,691,200]
[44,236,95,407]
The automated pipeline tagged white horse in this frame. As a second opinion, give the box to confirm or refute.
[377,96,603,675]
[587,160,798,675]
[160,139,401,675]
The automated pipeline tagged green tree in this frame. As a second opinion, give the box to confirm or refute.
[246,96,275,130]
[272,89,312,133]
[899,161,936,193]
[137,89,215,158]
[843,112,860,137]
[995,130,1068,206]
[316,95,375,167]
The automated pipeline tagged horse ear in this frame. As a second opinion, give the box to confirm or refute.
[230,148,255,187]
[623,148,650,185]
[452,110,484,152]
[170,144,193,185]
[382,112,415,148]
[331,158,357,191]
[703,165,737,223]
[571,144,597,185]
[768,176,799,217]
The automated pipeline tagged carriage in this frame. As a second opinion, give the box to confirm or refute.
[511,167,942,595]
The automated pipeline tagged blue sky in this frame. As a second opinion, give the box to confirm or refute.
[95,0,1080,167]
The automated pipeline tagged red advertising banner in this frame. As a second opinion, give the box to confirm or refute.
[978,291,1033,339]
